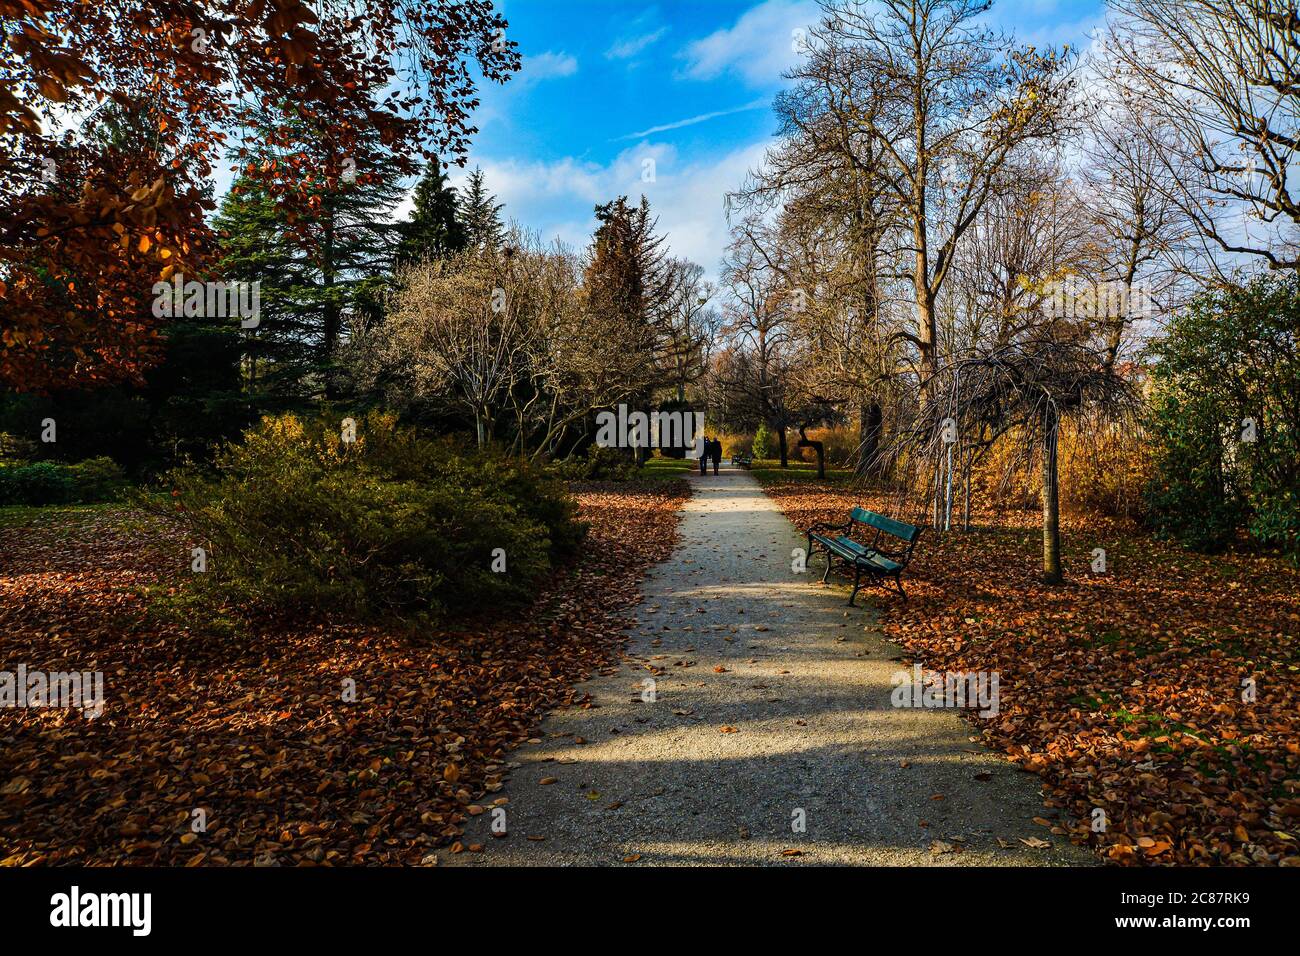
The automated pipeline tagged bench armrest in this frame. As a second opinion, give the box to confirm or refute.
[875,527,924,566]
[808,520,850,535]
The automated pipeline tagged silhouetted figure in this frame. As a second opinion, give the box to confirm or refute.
[699,436,709,475]
[710,438,721,475]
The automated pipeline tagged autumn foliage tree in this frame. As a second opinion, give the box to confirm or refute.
[0,0,519,391]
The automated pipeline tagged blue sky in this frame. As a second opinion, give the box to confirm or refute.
[449,0,1110,278]
[203,2,1110,277]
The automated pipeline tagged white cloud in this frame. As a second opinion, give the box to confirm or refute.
[678,0,819,87]
[451,156,608,206]
[643,141,769,268]
[450,140,770,274]
[520,50,578,84]
[607,26,669,60]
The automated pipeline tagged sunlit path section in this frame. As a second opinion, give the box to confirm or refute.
[445,465,1095,866]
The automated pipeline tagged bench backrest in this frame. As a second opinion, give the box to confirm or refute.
[850,507,922,543]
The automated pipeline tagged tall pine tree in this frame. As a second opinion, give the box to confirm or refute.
[214,106,406,402]
[396,158,467,265]
[584,195,671,461]
[459,166,505,250]
[585,195,668,338]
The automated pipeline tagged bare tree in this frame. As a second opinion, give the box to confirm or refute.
[1078,84,1190,366]
[718,217,804,466]
[812,0,1077,402]
[1109,0,1300,271]
[731,26,907,475]
[883,331,1137,582]
[948,156,1095,350]
[354,243,530,447]
[659,258,720,402]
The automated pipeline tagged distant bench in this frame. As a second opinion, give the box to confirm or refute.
[730,454,752,469]
[807,507,924,605]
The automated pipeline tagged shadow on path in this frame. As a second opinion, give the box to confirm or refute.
[444,466,1096,866]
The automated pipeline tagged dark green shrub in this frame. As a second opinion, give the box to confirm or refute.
[547,445,639,481]
[0,457,129,506]
[164,412,586,622]
[0,461,74,505]
[337,425,586,559]
[67,457,129,502]
[1146,274,1300,560]
[443,449,588,558]
[0,432,38,463]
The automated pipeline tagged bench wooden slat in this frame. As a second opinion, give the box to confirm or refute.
[850,507,922,543]
[811,534,857,560]
[815,534,902,571]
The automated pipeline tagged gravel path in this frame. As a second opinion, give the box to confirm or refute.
[444,466,1094,866]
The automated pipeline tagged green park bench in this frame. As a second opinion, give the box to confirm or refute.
[730,454,752,469]
[807,507,924,605]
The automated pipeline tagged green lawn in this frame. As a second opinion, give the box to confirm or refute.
[750,460,855,485]
[637,455,857,485]
[636,456,698,481]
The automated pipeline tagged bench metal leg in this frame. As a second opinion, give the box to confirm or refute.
[807,534,830,584]
[848,565,863,606]
[894,573,907,601]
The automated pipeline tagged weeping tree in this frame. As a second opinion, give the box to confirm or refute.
[873,335,1137,583]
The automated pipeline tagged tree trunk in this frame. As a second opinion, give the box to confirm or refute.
[777,426,788,468]
[858,400,882,477]
[321,204,339,399]
[916,292,938,409]
[799,439,825,479]
[1041,402,1063,584]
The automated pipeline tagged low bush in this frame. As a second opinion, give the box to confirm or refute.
[67,457,130,502]
[793,426,860,466]
[0,457,128,506]
[0,461,74,505]
[164,413,587,622]
[961,420,1154,520]
[967,428,1037,511]
[0,432,38,463]
[1058,418,1153,519]
[547,445,640,481]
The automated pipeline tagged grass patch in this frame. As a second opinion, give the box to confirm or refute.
[638,456,697,480]
[751,460,855,485]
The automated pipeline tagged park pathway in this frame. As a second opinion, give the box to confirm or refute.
[444,465,1093,866]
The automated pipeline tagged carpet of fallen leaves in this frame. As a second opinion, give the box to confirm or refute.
[0,480,688,866]
[761,477,1300,867]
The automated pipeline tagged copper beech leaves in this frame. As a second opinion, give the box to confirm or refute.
[0,481,687,865]
[0,0,520,391]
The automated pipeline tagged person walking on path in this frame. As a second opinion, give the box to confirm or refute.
[699,437,710,475]
[710,437,721,475]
